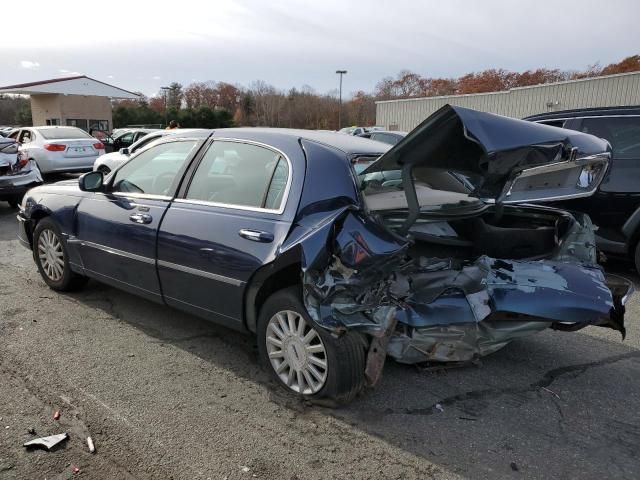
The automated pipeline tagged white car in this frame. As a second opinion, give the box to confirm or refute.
[93,129,200,174]
[8,126,105,174]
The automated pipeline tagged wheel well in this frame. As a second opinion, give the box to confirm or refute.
[246,262,302,333]
[26,210,49,247]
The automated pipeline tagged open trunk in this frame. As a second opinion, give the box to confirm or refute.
[299,106,632,373]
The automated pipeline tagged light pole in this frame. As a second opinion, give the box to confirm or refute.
[161,86,171,127]
[336,70,347,129]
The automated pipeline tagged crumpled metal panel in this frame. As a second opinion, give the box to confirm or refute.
[387,320,552,364]
[0,157,43,187]
[299,207,628,368]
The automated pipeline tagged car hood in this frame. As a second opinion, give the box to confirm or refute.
[362,104,611,202]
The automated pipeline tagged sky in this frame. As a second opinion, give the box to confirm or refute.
[1,0,639,98]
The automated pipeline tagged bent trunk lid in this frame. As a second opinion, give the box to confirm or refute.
[362,105,611,204]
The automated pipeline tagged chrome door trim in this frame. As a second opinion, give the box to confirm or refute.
[157,259,245,286]
[68,238,155,265]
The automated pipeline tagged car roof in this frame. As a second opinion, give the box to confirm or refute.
[31,126,85,130]
[210,128,391,156]
[524,105,640,121]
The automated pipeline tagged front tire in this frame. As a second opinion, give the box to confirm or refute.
[33,218,88,291]
[257,287,365,406]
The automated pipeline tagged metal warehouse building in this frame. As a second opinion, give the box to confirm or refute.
[376,71,640,131]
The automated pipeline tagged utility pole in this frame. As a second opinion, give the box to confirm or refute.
[161,86,171,127]
[336,70,347,129]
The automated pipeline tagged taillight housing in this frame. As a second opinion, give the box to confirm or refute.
[17,155,29,169]
[93,143,105,150]
[44,144,66,152]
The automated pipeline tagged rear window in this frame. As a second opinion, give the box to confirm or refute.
[39,127,92,140]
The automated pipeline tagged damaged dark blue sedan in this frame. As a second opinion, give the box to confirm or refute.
[17,105,633,404]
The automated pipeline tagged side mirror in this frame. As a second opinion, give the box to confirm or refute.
[79,171,104,192]
[119,147,130,155]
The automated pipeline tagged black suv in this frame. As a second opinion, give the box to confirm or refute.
[525,106,640,271]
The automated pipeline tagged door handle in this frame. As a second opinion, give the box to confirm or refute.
[129,213,152,224]
[238,229,274,243]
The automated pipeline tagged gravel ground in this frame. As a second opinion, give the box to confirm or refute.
[1,197,639,479]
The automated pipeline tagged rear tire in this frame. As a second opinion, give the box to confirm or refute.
[257,286,365,406]
[33,218,88,291]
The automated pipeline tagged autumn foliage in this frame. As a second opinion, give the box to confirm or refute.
[104,54,640,130]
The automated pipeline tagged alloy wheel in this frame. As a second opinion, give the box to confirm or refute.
[37,229,65,281]
[266,310,328,394]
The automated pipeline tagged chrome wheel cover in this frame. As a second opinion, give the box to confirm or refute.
[266,310,328,394]
[37,229,65,281]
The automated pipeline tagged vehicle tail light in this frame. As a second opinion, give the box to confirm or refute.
[16,156,29,169]
[44,144,66,152]
[93,143,105,150]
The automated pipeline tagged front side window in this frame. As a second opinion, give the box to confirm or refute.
[112,140,197,197]
[579,116,640,159]
[116,131,135,145]
[185,141,289,210]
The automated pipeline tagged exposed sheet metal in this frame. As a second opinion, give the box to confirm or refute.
[292,207,631,384]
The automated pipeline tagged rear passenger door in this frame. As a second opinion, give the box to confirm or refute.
[157,139,293,328]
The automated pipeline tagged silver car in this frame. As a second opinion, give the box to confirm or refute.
[8,126,105,174]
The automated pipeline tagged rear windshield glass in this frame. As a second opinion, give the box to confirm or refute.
[39,127,92,140]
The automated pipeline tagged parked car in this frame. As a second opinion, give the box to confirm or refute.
[100,128,160,154]
[7,126,105,174]
[338,126,368,136]
[0,136,42,207]
[357,130,408,145]
[524,106,640,271]
[17,107,632,404]
[93,129,201,174]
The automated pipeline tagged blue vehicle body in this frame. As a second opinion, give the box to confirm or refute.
[17,110,633,374]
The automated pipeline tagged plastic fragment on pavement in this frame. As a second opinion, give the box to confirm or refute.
[87,436,95,453]
[53,411,61,420]
[72,465,80,474]
[435,403,444,413]
[23,433,69,451]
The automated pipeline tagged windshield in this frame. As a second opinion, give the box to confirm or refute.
[39,127,92,140]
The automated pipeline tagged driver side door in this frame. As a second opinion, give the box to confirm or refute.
[73,139,200,302]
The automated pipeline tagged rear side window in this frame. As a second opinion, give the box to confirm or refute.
[579,116,640,159]
[372,133,401,145]
[537,120,566,128]
[39,127,92,140]
[186,141,289,211]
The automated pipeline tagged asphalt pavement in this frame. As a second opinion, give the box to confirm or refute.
[0,187,639,479]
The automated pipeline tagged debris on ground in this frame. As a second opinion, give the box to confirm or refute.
[23,433,68,451]
[27,428,36,435]
[510,462,520,471]
[53,410,61,420]
[240,466,250,473]
[541,386,561,399]
[71,464,80,474]
[87,436,95,453]
[435,403,444,413]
